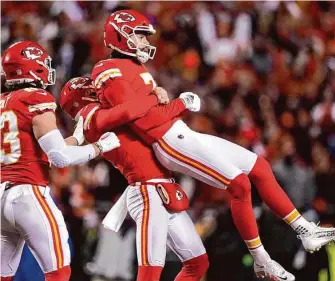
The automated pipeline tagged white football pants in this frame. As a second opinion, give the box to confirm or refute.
[153,120,258,189]
[0,183,71,277]
[126,178,206,266]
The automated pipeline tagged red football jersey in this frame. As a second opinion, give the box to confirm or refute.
[81,103,170,184]
[1,88,57,186]
[92,58,186,144]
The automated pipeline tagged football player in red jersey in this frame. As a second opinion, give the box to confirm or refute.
[59,77,209,281]
[0,41,120,281]
[92,9,335,281]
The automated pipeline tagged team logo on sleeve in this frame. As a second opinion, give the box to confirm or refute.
[114,12,136,23]
[23,47,43,60]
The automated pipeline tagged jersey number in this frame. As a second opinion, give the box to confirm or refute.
[140,72,157,89]
[0,111,21,165]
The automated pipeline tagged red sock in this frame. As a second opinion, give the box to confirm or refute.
[227,174,259,240]
[137,266,163,281]
[249,157,296,218]
[45,266,71,281]
[174,254,209,281]
[0,277,14,281]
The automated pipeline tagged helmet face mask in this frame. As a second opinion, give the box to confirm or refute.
[104,10,156,64]
[43,57,56,85]
[127,27,156,63]
[29,56,56,87]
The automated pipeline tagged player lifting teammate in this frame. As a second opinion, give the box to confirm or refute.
[91,9,335,281]
[60,77,209,281]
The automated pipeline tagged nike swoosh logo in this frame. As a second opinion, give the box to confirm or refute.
[278,276,288,280]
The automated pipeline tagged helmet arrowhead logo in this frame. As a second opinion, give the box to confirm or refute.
[114,12,136,24]
[69,77,93,90]
[23,47,43,60]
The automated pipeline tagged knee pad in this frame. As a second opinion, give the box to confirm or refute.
[183,253,209,278]
[227,174,251,200]
[137,266,163,281]
[45,266,71,281]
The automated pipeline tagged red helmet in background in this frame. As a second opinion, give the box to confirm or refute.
[104,9,156,63]
[59,77,98,120]
[2,41,55,89]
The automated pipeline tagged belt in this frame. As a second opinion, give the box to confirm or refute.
[131,178,175,186]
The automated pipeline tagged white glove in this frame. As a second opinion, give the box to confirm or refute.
[179,92,201,112]
[72,116,85,145]
[95,132,120,154]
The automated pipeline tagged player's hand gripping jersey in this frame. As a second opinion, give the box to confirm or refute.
[1,88,57,186]
[92,59,186,144]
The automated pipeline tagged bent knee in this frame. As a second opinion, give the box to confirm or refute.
[227,173,251,200]
[183,253,209,278]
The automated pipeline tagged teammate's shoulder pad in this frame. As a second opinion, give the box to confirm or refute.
[92,59,122,89]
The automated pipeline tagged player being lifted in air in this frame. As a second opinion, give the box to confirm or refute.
[60,77,209,281]
[0,41,120,281]
[91,9,335,281]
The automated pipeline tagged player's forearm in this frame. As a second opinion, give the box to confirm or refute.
[131,98,186,131]
[38,129,99,168]
[95,95,159,132]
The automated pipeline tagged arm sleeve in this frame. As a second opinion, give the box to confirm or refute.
[131,98,186,132]
[38,129,97,168]
[93,95,158,132]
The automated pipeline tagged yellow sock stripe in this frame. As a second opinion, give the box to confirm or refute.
[283,209,301,224]
[245,237,262,249]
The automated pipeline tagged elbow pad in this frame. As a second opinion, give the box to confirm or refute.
[47,149,71,168]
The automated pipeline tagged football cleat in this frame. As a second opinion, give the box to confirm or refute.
[298,222,335,253]
[254,259,295,281]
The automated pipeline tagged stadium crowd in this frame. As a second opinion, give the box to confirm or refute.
[1,1,335,281]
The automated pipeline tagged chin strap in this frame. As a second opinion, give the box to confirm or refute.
[136,49,150,63]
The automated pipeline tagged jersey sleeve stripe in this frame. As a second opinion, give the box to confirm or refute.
[83,105,100,130]
[94,69,122,88]
[28,102,57,112]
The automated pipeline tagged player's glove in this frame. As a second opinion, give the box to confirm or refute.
[179,92,201,112]
[73,116,85,145]
[94,132,120,154]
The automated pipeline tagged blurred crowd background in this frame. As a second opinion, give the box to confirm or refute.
[1,1,335,281]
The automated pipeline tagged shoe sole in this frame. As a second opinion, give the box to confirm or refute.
[256,271,291,281]
[305,239,335,253]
